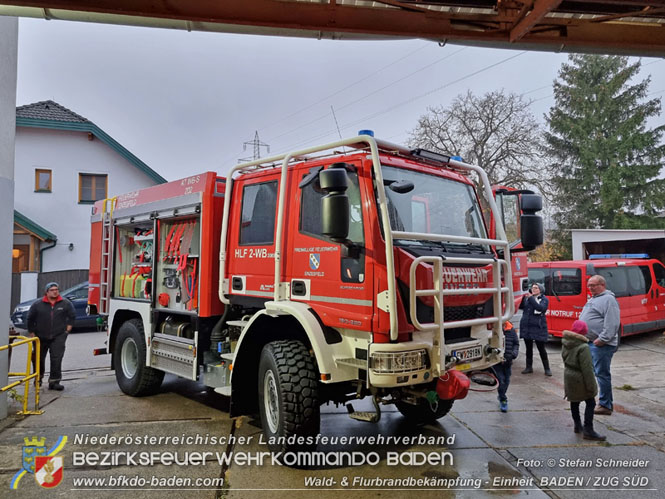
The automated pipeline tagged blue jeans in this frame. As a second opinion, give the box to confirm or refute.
[590,343,617,410]
[493,361,512,402]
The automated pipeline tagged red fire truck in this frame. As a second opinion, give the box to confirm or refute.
[528,255,665,338]
[89,134,542,450]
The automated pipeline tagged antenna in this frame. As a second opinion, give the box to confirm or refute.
[331,106,343,140]
[331,106,347,153]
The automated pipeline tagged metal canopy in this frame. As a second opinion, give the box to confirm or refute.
[0,1,664,56]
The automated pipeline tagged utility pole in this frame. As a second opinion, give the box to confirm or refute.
[238,131,270,163]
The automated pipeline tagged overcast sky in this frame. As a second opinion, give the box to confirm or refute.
[15,17,665,182]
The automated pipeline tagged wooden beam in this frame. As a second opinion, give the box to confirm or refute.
[370,0,432,14]
[510,0,563,42]
[1,0,665,55]
[29,236,36,272]
[588,7,665,24]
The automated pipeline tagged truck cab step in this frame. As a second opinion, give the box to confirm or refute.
[346,398,381,423]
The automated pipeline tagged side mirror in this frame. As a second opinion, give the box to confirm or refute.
[320,166,350,242]
[519,193,543,250]
[520,193,542,212]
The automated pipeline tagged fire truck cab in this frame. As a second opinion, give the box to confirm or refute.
[89,134,542,450]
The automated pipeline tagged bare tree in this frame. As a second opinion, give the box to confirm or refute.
[408,90,549,195]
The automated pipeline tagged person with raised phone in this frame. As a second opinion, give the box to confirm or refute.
[519,283,551,376]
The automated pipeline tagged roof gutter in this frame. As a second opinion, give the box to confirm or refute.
[0,5,390,41]
[39,239,57,272]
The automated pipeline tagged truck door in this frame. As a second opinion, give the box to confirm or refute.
[547,266,584,337]
[285,162,373,332]
[596,265,645,336]
[226,177,279,306]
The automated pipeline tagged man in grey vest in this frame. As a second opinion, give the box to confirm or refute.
[579,275,620,415]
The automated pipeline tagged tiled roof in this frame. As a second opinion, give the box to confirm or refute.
[15,100,166,184]
[16,100,89,123]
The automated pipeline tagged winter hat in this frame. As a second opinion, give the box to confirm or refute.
[44,282,59,293]
[571,320,588,335]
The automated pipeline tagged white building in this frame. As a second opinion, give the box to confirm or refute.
[12,100,165,273]
[571,229,665,262]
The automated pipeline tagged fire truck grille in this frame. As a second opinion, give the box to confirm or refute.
[443,305,485,323]
[397,281,494,343]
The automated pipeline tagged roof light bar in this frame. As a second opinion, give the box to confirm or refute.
[410,148,450,164]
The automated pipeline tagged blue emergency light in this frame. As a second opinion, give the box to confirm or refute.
[589,253,649,260]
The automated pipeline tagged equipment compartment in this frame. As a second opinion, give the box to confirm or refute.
[114,224,154,300]
[155,217,201,312]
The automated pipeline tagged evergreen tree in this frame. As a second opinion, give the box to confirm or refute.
[545,55,665,257]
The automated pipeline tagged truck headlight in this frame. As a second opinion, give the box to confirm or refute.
[370,349,427,374]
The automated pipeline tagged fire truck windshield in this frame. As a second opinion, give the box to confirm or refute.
[381,166,488,248]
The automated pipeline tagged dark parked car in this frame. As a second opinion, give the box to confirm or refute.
[11,281,99,331]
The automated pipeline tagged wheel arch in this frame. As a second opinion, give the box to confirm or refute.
[109,309,146,369]
[229,301,335,417]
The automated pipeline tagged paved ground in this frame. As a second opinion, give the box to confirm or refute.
[1,330,664,498]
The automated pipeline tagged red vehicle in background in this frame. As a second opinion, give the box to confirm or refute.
[528,255,665,338]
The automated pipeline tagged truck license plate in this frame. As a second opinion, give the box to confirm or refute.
[452,345,482,362]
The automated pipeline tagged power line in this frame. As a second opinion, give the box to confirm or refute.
[219,42,433,167]
[521,84,552,97]
[265,46,468,144]
[279,51,528,152]
[257,41,432,134]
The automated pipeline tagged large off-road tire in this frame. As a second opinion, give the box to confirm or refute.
[114,319,164,396]
[258,340,319,453]
[396,398,454,425]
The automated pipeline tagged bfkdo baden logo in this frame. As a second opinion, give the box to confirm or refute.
[11,435,67,490]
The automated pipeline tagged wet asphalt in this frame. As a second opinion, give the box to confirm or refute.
[1,330,664,498]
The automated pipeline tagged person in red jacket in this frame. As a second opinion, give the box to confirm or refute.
[27,282,75,390]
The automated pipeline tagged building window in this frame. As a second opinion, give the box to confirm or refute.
[12,245,30,273]
[79,173,107,203]
[35,169,52,192]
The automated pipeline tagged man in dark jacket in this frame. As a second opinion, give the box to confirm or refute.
[519,283,551,376]
[27,282,75,390]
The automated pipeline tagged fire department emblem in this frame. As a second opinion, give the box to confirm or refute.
[309,253,320,270]
[11,435,67,490]
[34,456,64,488]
